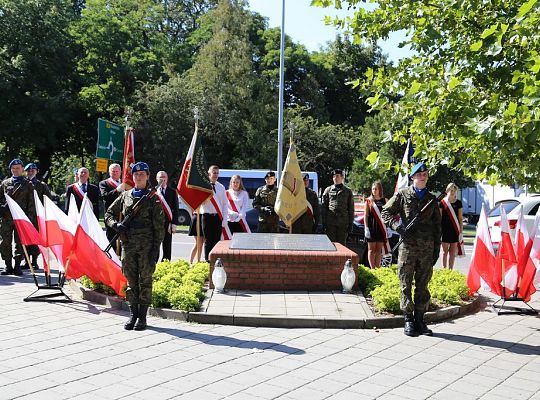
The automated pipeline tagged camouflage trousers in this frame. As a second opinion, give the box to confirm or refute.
[121,241,156,305]
[325,224,348,245]
[398,240,434,315]
[0,219,23,262]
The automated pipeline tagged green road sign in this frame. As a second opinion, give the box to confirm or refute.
[96,118,124,161]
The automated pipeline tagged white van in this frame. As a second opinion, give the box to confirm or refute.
[176,169,319,225]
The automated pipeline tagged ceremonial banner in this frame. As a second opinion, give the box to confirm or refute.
[467,205,496,294]
[122,127,135,189]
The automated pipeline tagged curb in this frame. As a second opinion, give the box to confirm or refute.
[69,281,486,329]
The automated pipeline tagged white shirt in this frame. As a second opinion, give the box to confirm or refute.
[226,189,250,222]
[199,181,228,226]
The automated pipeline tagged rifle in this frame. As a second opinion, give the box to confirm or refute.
[391,191,446,254]
[104,188,157,255]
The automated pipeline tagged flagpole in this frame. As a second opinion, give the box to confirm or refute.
[277,0,286,181]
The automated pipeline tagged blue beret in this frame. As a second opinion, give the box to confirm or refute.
[131,162,149,173]
[9,159,23,168]
[410,162,428,177]
[24,163,37,171]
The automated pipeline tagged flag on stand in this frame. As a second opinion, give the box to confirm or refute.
[394,137,414,193]
[467,205,496,294]
[67,193,78,223]
[44,195,76,269]
[275,142,307,228]
[493,206,518,296]
[33,192,63,272]
[517,213,540,302]
[122,127,136,189]
[68,196,126,296]
[177,124,212,211]
[5,195,45,247]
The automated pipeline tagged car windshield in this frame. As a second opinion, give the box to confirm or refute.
[488,200,520,217]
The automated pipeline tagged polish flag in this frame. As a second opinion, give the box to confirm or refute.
[517,214,540,302]
[493,206,518,296]
[67,193,78,223]
[44,196,75,270]
[33,192,63,273]
[514,205,532,278]
[467,205,496,294]
[67,196,126,296]
[5,195,45,247]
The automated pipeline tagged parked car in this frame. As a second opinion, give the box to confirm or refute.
[488,195,540,243]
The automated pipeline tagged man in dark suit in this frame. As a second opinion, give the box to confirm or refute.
[65,167,100,218]
[99,163,125,243]
[155,171,179,261]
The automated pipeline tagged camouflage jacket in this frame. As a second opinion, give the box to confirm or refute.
[322,184,354,226]
[105,189,165,247]
[382,185,441,246]
[0,177,35,221]
[253,185,278,222]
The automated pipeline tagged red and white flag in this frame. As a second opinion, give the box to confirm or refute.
[44,195,76,269]
[68,196,126,296]
[394,137,413,193]
[122,127,136,189]
[67,193,78,223]
[5,194,45,247]
[493,206,518,295]
[517,212,540,302]
[514,205,531,278]
[34,192,63,273]
[467,205,496,294]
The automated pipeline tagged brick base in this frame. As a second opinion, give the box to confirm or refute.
[209,240,359,291]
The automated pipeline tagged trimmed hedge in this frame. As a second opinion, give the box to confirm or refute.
[358,265,470,314]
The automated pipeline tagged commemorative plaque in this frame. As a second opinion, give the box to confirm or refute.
[230,233,336,252]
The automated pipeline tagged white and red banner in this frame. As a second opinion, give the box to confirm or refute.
[467,205,496,294]
[156,189,173,222]
[210,197,232,240]
[122,127,136,189]
[5,195,45,247]
[44,195,76,269]
[226,191,251,233]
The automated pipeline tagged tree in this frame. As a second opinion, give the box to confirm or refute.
[314,0,540,188]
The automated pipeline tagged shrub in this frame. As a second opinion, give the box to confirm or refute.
[80,276,117,296]
[429,269,469,305]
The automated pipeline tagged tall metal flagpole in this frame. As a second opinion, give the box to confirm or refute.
[277,0,286,181]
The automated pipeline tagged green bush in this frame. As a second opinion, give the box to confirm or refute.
[429,269,469,305]
[80,276,117,296]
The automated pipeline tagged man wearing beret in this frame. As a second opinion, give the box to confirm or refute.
[253,171,279,233]
[23,162,51,270]
[65,167,100,218]
[382,162,442,337]
[105,162,164,331]
[322,169,354,245]
[292,173,320,234]
[0,159,35,276]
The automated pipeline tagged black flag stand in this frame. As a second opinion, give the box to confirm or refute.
[23,245,72,303]
[492,263,537,315]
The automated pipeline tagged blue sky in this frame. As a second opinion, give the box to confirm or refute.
[247,0,412,62]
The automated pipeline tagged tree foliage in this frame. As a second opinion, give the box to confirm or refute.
[314,0,540,188]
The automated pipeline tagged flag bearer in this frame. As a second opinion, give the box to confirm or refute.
[0,159,35,276]
[382,162,441,337]
[105,162,164,331]
[321,169,354,245]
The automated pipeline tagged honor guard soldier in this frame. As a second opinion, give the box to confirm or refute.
[105,162,164,331]
[99,163,125,243]
[322,169,354,245]
[382,162,441,337]
[23,163,51,270]
[0,159,35,275]
[253,171,279,233]
[292,173,320,234]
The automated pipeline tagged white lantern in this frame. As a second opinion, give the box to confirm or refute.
[340,259,355,293]
[212,258,227,293]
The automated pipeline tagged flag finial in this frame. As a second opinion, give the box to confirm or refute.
[193,107,200,129]
[287,121,295,145]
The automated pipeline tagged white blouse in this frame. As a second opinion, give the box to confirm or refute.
[226,189,250,222]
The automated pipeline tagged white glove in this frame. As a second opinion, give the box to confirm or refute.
[169,224,176,234]
[365,227,371,239]
[459,233,463,242]
[229,211,239,220]
[386,227,392,239]
[116,183,126,192]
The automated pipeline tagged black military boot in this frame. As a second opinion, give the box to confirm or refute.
[134,305,149,331]
[414,311,433,336]
[1,259,14,275]
[124,304,139,330]
[404,314,419,337]
[13,259,23,276]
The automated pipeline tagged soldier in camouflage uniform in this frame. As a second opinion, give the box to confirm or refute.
[105,162,164,331]
[23,162,51,270]
[382,162,441,337]
[0,159,35,276]
[292,173,320,234]
[253,171,279,233]
[322,169,354,245]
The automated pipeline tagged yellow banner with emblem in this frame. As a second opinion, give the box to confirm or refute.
[275,142,307,228]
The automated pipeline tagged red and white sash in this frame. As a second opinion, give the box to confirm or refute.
[71,184,85,201]
[369,199,391,255]
[306,202,315,222]
[441,197,465,256]
[226,191,251,233]
[156,188,173,223]
[210,197,232,240]
[107,178,119,189]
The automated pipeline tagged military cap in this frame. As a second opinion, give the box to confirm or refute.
[409,162,428,177]
[332,169,343,176]
[131,162,149,173]
[303,173,309,180]
[9,159,23,168]
[24,163,37,171]
[264,171,275,179]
